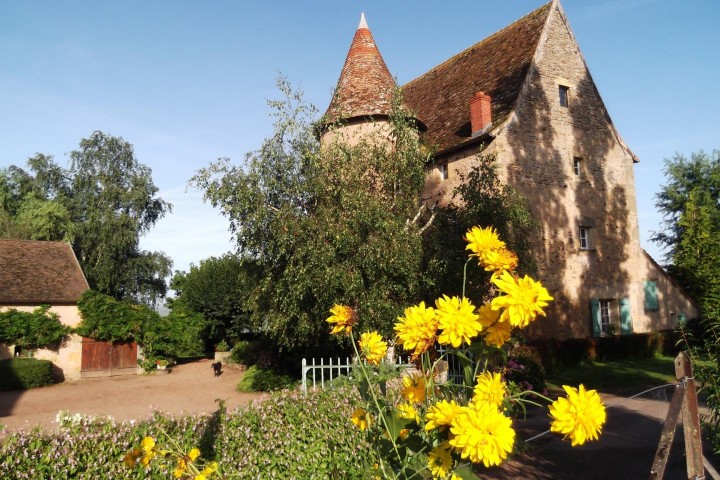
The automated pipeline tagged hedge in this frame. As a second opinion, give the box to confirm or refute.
[0,358,54,391]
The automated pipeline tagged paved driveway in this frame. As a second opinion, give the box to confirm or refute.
[0,359,263,433]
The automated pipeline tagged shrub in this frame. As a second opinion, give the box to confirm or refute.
[76,290,157,342]
[142,306,207,360]
[0,306,71,350]
[0,386,374,479]
[236,365,298,392]
[0,358,54,391]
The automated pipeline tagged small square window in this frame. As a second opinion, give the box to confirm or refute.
[438,163,448,181]
[573,157,582,176]
[559,85,569,108]
[579,227,589,250]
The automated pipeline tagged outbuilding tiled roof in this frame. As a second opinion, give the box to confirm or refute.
[324,13,397,123]
[0,240,89,305]
[402,3,551,152]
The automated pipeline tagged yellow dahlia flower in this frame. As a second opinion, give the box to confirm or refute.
[425,399,462,431]
[359,331,388,365]
[473,371,508,408]
[394,301,438,359]
[549,384,607,446]
[397,402,420,423]
[481,247,519,273]
[449,402,515,467]
[326,304,356,335]
[427,445,453,478]
[491,271,553,327]
[464,226,506,260]
[351,408,371,430]
[483,320,512,348]
[436,295,482,348]
[401,373,426,404]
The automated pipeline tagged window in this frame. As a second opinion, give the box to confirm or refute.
[579,227,589,250]
[573,157,582,176]
[644,281,659,311]
[438,163,448,181]
[600,300,612,334]
[559,85,570,108]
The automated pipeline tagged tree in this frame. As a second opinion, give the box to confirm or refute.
[653,150,720,303]
[423,152,539,304]
[169,254,257,344]
[192,79,431,353]
[0,134,173,306]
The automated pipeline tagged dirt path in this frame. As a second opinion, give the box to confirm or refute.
[0,359,264,433]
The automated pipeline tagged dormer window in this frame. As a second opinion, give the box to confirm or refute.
[559,85,570,108]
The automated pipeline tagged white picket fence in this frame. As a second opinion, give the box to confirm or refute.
[300,355,413,395]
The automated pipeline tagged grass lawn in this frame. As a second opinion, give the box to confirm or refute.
[546,356,678,396]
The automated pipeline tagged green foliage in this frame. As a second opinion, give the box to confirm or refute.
[0,358,54,391]
[423,152,539,303]
[236,365,298,392]
[170,254,256,343]
[0,306,71,350]
[191,79,430,352]
[76,290,158,342]
[229,340,264,365]
[0,387,374,478]
[1,136,173,307]
[142,306,207,360]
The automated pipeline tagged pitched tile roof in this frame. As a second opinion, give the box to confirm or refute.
[324,13,397,123]
[402,3,552,152]
[0,240,89,305]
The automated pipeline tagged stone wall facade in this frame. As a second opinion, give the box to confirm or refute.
[423,4,697,339]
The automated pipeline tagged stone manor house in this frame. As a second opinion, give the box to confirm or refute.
[320,0,697,340]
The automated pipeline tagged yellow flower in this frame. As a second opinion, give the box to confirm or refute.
[326,304,356,335]
[359,331,388,365]
[477,302,500,328]
[449,402,515,468]
[123,448,142,468]
[195,475,207,480]
[174,458,188,478]
[481,247,519,273]
[140,436,156,453]
[401,373,426,404]
[484,320,512,348]
[140,452,156,467]
[394,301,438,359]
[351,408,371,430]
[491,271,553,327]
[473,371,507,408]
[549,384,607,446]
[464,226,506,260]
[397,402,420,423]
[425,399,462,431]
[200,461,219,477]
[399,428,410,440]
[435,295,482,348]
[427,445,453,478]
[188,447,201,461]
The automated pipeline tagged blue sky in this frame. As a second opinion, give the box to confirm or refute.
[1,0,718,274]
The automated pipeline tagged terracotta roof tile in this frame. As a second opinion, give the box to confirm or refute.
[324,14,397,122]
[402,3,552,152]
[0,240,89,305]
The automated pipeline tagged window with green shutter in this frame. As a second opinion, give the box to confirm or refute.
[620,298,632,335]
[590,299,601,337]
[644,281,659,311]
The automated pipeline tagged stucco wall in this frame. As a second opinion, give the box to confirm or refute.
[421,5,696,340]
[0,304,83,381]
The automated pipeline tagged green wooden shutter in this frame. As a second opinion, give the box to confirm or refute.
[590,299,601,337]
[644,281,659,311]
[620,298,632,335]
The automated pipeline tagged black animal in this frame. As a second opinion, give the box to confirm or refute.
[211,362,223,377]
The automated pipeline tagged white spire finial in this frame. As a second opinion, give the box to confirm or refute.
[358,12,368,29]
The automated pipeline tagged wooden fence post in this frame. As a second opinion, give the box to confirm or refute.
[676,352,704,479]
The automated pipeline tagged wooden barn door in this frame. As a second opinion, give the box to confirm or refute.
[81,338,137,377]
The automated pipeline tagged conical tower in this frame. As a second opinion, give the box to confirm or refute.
[321,13,398,146]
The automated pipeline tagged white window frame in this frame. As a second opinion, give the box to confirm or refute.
[573,157,582,176]
[438,163,448,181]
[579,227,590,250]
[600,300,612,334]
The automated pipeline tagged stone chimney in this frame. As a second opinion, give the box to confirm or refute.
[470,92,492,136]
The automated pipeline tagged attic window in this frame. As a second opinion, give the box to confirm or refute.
[559,85,570,108]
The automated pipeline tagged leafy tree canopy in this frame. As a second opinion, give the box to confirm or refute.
[0,133,173,306]
[191,79,432,352]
